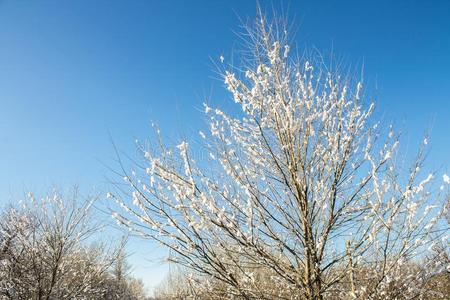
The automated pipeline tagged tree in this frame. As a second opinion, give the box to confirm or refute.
[152,266,198,300]
[111,13,449,300]
[101,245,149,300]
[0,189,123,299]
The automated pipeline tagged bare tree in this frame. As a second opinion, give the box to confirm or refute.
[111,13,449,300]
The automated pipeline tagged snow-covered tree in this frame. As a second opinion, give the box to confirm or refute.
[0,189,124,299]
[111,14,449,300]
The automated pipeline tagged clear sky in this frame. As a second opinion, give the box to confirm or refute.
[0,0,449,293]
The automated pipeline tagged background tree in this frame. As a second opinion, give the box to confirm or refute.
[111,13,449,300]
[102,245,149,300]
[0,189,149,300]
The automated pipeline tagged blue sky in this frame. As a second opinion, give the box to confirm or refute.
[0,0,449,293]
